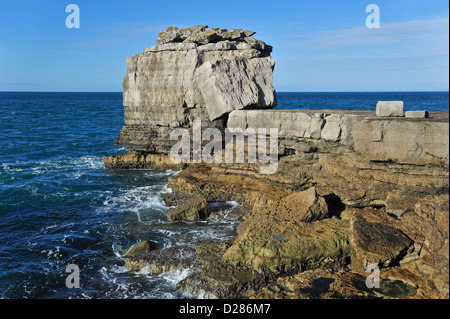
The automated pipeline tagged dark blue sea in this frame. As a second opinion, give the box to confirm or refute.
[0,91,448,299]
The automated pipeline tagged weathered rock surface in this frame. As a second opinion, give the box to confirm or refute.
[108,25,276,156]
[176,240,273,299]
[164,159,448,298]
[165,196,208,222]
[251,268,419,299]
[228,109,449,165]
[405,110,429,118]
[350,215,414,271]
[223,218,350,273]
[195,57,276,120]
[103,150,186,170]
[376,101,404,117]
[155,26,259,45]
[266,187,329,223]
[167,164,289,212]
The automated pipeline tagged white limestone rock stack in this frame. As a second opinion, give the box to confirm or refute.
[114,25,277,154]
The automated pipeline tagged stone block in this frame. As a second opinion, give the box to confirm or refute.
[376,101,404,117]
[405,111,429,118]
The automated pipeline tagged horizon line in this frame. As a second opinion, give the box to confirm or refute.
[1,90,449,94]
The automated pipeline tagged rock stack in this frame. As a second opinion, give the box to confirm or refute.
[113,25,276,160]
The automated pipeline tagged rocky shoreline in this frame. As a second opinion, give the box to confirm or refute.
[103,25,449,299]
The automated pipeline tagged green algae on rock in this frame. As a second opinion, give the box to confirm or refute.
[223,218,351,273]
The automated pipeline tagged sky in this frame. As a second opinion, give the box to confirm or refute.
[0,0,448,92]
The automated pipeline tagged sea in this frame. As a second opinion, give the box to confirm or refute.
[0,91,448,299]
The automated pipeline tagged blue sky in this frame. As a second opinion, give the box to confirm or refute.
[0,0,448,92]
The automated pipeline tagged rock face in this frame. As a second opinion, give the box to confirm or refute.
[165,196,208,222]
[228,109,449,165]
[113,25,276,155]
[103,150,186,170]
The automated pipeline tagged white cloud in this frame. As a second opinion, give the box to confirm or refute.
[288,17,449,52]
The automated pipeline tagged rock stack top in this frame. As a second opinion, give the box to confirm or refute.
[156,25,265,45]
[148,25,273,56]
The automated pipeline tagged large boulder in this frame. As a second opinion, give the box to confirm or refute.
[268,187,329,223]
[350,214,414,271]
[195,57,276,121]
[165,196,208,222]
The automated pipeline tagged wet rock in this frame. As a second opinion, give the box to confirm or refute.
[103,150,186,171]
[123,240,159,257]
[161,192,194,207]
[207,201,240,219]
[165,196,208,222]
[167,164,289,212]
[176,240,273,299]
[124,244,198,275]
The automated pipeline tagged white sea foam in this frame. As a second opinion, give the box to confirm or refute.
[159,267,195,286]
[75,156,104,170]
[111,243,124,257]
[101,186,167,212]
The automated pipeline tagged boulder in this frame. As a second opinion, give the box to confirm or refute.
[321,114,342,141]
[266,187,329,223]
[221,29,255,41]
[165,196,208,222]
[195,57,277,121]
[376,101,404,117]
[123,240,159,256]
[350,215,414,271]
[184,31,222,45]
[155,26,184,45]
[405,111,429,118]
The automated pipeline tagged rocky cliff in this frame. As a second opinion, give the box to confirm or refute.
[112,25,276,157]
[103,26,449,299]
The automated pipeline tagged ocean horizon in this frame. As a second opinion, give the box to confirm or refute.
[1,91,449,111]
